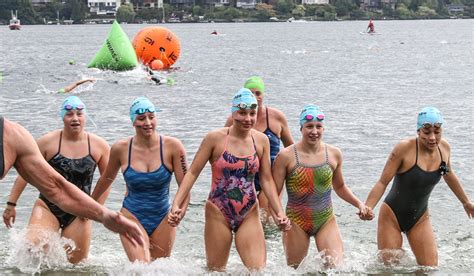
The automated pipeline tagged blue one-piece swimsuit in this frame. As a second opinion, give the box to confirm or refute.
[122,136,172,236]
[254,107,280,192]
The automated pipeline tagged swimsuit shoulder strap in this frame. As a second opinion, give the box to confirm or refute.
[293,145,300,165]
[57,131,63,155]
[87,133,91,155]
[251,133,257,152]
[438,145,443,162]
[265,107,270,129]
[160,135,165,165]
[324,143,329,164]
[224,127,230,151]
[415,138,419,166]
[127,138,133,169]
[0,117,4,177]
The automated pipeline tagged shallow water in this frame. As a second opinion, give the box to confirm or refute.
[0,20,473,274]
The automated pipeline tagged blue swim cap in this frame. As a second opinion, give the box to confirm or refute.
[231,88,258,113]
[60,96,86,119]
[299,104,325,127]
[417,106,444,130]
[129,97,159,123]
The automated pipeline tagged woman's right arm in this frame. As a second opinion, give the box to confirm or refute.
[363,143,404,217]
[168,133,214,226]
[91,142,123,204]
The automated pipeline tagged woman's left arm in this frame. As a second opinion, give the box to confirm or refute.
[170,138,191,213]
[442,143,473,218]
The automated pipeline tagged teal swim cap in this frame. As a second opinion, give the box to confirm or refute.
[231,88,258,113]
[130,97,159,123]
[60,96,86,119]
[299,104,325,127]
[244,76,265,94]
[417,106,444,130]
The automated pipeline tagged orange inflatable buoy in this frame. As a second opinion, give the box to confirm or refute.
[132,27,181,69]
[150,59,164,70]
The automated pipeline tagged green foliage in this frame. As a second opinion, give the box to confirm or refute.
[333,0,356,17]
[136,8,161,21]
[255,3,277,21]
[396,3,415,19]
[275,0,295,15]
[116,4,135,23]
[417,5,437,18]
[192,5,204,16]
[292,5,306,17]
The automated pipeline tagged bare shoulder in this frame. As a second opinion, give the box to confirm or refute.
[4,120,34,150]
[110,138,130,153]
[394,137,415,152]
[205,128,228,142]
[325,143,342,159]
[251,129,269,144]
[88,132,109,147]
[267,107,288,122]
[162,135,185,149]
[276,145,294,160]
[36,130,61,147]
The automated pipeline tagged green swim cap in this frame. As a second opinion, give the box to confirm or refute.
[244,76,265,94]
[58,88,66,94]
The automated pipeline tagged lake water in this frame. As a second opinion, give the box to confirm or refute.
[0,20,473,275]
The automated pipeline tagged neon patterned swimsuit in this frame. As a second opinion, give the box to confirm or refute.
[208,129,259,232]
[286,145,334,237]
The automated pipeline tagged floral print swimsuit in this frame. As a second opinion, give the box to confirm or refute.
[208,130,260,232]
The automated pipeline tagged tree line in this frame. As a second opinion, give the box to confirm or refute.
[0,0,472,24]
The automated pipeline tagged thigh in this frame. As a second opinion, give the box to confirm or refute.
[235,205,266,271]
[62,218,92,263]
[149,217,177,259]
[315,216,344,267]
[282,220,310,268]
[407,211,438,266]
[27,200,60,244]
[205,201,233,272]
[120,208,151,263]
[377,203,403,250]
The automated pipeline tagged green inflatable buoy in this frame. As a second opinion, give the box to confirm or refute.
[88,21,137,71]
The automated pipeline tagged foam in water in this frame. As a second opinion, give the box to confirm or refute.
[6,227,75,274]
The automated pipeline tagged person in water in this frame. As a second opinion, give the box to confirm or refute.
[58,78,95,94]
[367,19,375,33]
[361,107,474,266]
[91,97,189,263]
[272,104,372,268]
[168,88,291,271]
[225,76,294,222]
[211,30,218,35]
[2,96,110,263]
[1,112,143,247]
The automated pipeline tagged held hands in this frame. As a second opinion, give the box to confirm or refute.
[2,206,16,228]
[358,204,375,220]
[168,205,183,227]
[274,213,292,231]
[463,201,474,219]
[101,210,144,247]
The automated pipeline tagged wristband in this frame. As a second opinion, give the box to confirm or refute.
[6,201,16,207]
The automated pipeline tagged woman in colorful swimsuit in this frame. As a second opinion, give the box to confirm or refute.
[361,107,474,266]
[2,96,110,263]
[225,76,294,221]
[168,88,291,271]
[272,104,371,268]
[91,97,189,263]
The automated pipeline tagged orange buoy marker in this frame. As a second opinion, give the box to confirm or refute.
[132,27,181,69]
[150,59,164,70]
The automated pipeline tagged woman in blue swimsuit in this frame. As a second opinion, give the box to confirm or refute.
[2,96,110,263]
[362,107,474,266]
[92,97,189,263]
[225,76,294,221]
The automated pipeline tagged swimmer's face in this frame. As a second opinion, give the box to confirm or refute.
[63,109,86,132]
[301,121,324,143]
[232,108,257,130]
[417,125,442,150]
[134,112,157,136]
[249,88,263,106]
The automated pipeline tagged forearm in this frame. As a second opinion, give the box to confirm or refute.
[365,181,387,209]
[173,172,198,208]
[91,177,113,204]
[261,181,284,214]
[445,173,471,205]
[7,177,28,203]
[334,185,363,208]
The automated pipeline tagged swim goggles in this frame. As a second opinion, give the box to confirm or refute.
[304,114,325,121]
[64,104,85,111]
[420,122,442,129]
[135,107,156,115]
[233,103,258,110]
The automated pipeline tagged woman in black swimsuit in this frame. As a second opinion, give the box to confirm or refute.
[361,107,474,266]
[2,96,110,263]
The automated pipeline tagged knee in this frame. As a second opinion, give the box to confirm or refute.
[68,250,88,264]
[378,248,405,265]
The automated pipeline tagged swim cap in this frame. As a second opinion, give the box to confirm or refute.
[129,97,159,123]
[231,88,258,113]
[244,76,265,94]
[299,104,325,127]
[417,106,444,130]
[60,96,86,119]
